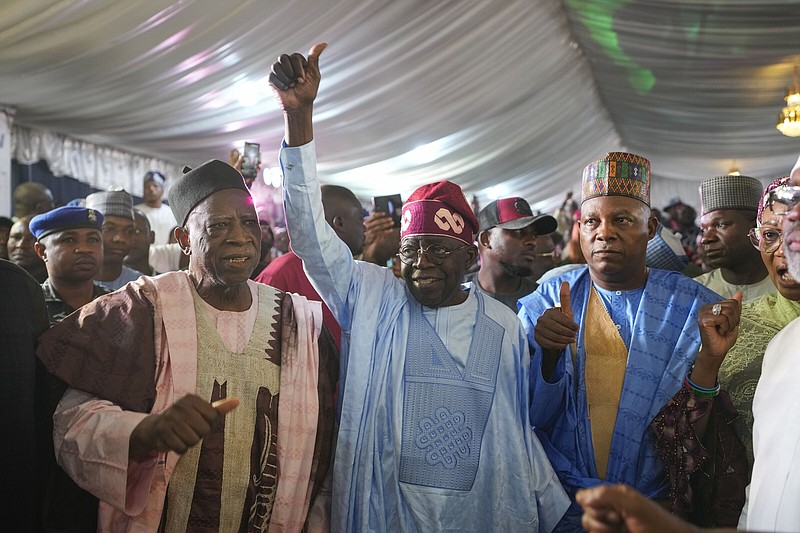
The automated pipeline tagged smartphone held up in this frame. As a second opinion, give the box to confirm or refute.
[372,194,403,228]
[241,142,261,180]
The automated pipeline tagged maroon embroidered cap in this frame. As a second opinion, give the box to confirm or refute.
[400,180,478,245]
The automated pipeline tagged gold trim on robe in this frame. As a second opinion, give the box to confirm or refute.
[584,286,628,479]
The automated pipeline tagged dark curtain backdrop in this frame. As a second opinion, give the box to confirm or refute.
[8,159,144,217]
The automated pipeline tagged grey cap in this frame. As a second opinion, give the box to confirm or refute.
[85,189,134,220]
[699,175,762,215]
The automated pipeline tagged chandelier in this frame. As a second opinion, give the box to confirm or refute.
[777,66,800,137]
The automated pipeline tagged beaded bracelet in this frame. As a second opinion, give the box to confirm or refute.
[683,374,720,398]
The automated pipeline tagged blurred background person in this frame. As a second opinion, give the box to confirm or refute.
[273,226,290,256]
[134,170,177,245]
[664,196,701,264]
[13,181,54,221]
[0,216,13,259]
[124,209,157,276]
[528,231,560,284]
[250,212,276,279]
[8,215,47,283]
[85,190,143,290]
[553,191,578,237]
[645,222,689,273]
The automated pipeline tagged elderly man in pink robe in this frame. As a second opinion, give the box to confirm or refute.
[37,159,337,532]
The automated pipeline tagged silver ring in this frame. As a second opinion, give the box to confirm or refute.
[712,303,722,316]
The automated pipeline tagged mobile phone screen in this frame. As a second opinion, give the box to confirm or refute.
[373,194,403,228]
[242,142,260,178]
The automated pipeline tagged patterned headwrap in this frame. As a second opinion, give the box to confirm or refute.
[757,175,791,225]
[400,180,479,245]
[698,175,762,216]
[582,152,650,206]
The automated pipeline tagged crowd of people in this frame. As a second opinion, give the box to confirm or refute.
[4,43,800,532]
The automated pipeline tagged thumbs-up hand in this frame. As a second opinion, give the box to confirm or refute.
[534,281,579,351]
[269,43,327,113]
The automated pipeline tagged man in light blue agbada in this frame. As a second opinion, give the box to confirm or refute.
[270,43,569,532]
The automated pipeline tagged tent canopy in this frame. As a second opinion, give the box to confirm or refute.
[3,0,799,213]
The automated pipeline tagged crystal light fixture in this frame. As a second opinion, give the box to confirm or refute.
[777,66,800,137]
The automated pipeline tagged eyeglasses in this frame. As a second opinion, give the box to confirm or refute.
[398,242,471,265]
[748,226,783,253]
[768,185,800,212]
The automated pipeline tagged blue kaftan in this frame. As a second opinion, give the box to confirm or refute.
[518,267,720,528]
[282,141,570,532]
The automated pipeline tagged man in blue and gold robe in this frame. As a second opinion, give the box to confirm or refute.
[519,153,721,529]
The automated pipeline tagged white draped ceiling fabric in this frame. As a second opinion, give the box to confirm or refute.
[2,0,799,212]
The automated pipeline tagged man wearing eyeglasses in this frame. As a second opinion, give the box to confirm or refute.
[695,175,776,302]
[712,176,800,468]
[464,197,557,312]
[736,169,800,530]
[270,43,570,532]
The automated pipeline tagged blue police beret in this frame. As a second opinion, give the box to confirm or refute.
[30,206,105,240]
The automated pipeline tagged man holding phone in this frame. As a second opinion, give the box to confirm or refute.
[372,193,403,228]
[229,143,262,188]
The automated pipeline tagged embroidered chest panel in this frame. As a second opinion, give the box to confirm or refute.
[399,294,503,491]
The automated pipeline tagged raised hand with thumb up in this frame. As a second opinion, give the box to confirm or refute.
[534,281,579,380]
[269,42,328,146]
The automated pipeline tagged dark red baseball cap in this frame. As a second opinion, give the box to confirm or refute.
[478,197,557,234]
